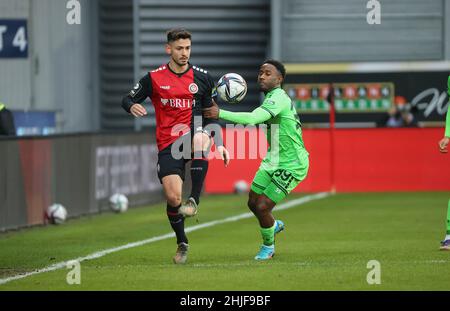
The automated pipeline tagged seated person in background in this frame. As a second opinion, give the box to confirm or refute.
[0,102,16,136]
[400,105,419,128]
[384,105,403,128]
[381,96,407,128]
[379,96,419,128]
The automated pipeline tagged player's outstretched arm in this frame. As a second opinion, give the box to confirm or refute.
[219,108,272,125]
[203,101,271,125]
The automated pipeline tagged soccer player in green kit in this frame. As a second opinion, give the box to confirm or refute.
[438,75,450,250]
[203,59,309,260]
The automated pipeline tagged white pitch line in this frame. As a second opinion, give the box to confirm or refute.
[0,192,331,286]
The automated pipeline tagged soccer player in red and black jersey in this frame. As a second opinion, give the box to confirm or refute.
[122,28,229,264]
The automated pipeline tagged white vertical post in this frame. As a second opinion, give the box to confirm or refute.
[444,0,450,60]
[271,0,282,60]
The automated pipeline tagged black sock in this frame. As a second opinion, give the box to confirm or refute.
[190,158,208,205]
[166,204,188,244]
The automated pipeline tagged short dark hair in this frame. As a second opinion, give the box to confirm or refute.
[262,59,286,80]
[166,28,192,43]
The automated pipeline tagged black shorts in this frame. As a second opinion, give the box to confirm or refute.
[157,128,211,183]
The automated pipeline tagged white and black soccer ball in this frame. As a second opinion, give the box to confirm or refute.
[109,193,129,213]
[46,204,68,225]
[234,180,249,194]
[217,73,247,104]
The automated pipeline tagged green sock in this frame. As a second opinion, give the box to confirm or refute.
[447,200,450,235]
[260,223,276,246]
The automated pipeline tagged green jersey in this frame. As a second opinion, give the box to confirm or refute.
[258,87,308,175]
[219,87,309,179]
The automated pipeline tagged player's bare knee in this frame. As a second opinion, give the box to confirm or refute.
[247,198,257,212]
[247,191,259,212]
[255,197,272,213]
[192,133,210,151]
[192,133,205,150]
[255,203,266,213]
[202,135,212,150]
[166,195,182,207]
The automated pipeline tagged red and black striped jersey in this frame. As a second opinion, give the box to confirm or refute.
[122,63,221,151]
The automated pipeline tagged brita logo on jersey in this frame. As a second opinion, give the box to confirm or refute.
[160,98,196,108]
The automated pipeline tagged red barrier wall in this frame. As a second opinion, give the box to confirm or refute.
[205,128,450,193]
[19,139,52,225]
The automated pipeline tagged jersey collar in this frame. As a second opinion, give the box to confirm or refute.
[264,86,282,96]
[167,62,192,77]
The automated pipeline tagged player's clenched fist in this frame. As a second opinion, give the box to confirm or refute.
[130,104,148,117]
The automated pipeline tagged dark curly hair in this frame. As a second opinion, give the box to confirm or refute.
[166,28,192,43]
[262,59,286,80]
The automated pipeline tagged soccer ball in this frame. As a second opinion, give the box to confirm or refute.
[46,204,68,225]
[217,73,247,104]
[234,180,249,194]
[109,193,128,213]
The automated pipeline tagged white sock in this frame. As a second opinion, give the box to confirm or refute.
[445,234,450,241]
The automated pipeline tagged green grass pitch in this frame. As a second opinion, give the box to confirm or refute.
[0,192,449,290]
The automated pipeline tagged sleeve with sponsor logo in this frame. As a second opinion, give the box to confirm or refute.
[121,73,152,113]
[259,93,285,118]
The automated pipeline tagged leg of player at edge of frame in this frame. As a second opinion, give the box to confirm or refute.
[440,200,450,251]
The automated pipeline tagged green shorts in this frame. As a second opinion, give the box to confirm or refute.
[250,164,309,204]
